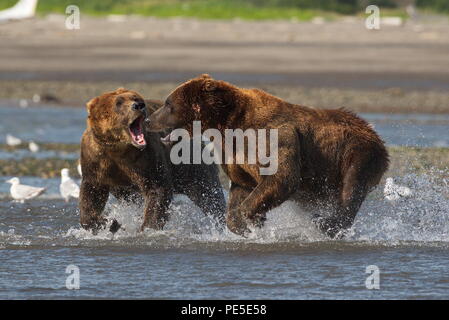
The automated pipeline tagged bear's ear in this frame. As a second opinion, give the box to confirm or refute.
[199,73,212,80]
[86,97,99,116]
[203,79,217,92]
[114,87,127,94]
[115,96,125,108]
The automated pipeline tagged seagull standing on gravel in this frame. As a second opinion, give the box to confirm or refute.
[6,134,22,146]
[60,168,80,202]
[384,177,413,201]
[6,177,46,203]
[29,141,39,153]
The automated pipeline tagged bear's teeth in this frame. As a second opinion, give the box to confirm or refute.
[161,134,170,142]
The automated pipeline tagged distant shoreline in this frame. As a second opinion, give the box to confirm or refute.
[1,80,448,114]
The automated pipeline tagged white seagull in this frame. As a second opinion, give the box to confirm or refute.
[0,0,38,22]
[60,168,80,202]
[6,177,46,203]
[384,177,413,201]
[6,134,22,146]
[29,141,39,153]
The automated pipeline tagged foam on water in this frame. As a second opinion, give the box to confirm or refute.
[61,172,448,248]
[63,195,325,248]
[0,170,447,250]
[1,173,448,300]
[348,172,449,243]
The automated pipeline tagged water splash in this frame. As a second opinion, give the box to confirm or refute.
[1,171,447,249]
[63,172,448,246]
[348,172,449,242]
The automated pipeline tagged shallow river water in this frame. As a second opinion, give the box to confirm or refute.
[0,105,448,299]
[0,105,448,147]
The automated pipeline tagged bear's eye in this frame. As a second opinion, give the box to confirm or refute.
[165,101,173,112]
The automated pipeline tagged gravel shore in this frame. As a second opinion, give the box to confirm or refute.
[1,79,449,113]
[1,145,447,183]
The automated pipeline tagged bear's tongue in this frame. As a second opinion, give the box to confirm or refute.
[130,116,146,146]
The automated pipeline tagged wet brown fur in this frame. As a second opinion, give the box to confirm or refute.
[147,75,389,238]
[79,88,226,233]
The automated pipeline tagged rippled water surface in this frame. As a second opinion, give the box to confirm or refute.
[0,174,448,299]
[0,105,448,299]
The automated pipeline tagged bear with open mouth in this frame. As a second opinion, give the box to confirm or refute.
[79,88,226,233]
[146,74,389,238]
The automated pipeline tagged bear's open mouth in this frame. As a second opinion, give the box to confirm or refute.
[129,116,146,147]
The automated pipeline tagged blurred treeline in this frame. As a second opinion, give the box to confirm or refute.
[224,0,399,14]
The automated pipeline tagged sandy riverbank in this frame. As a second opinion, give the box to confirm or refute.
[1,16,449,113]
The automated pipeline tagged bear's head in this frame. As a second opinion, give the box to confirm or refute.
[86,88,148,149]
[146,74,236,136]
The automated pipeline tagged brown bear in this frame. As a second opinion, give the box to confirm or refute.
[79,88,226,233]
[146,74,389,238]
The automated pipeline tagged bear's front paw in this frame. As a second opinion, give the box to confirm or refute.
[226,210,251,237]
[81,217,108,235]
[251,213,267,228]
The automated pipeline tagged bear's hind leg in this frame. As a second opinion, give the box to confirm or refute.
[324,190,367,239]
[319,161,372,239]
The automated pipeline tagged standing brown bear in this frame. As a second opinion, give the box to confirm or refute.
[146,74,389,238]
[79,88,226,233]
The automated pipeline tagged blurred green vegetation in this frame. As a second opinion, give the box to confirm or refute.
[1,0,447,20]
[417,0,449,13]
[0,0,410,20]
